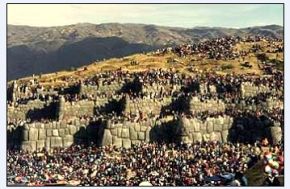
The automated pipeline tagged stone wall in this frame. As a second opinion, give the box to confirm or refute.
[189,97,226,114]
[58,100,95,120]
[8,99,47,121]
[7,118,154,151]
[94,97,110,109]
[80,81,123,95]
[266,98,283,110]
[179,116,233,143]
[142,83,181,95]
[241,82,273,97]
[7,118,93,152]
[199,83,217,94]
[79,85,98,95]
[8,113,283,152]
[7,78,283,151]
[100,119,152,148]
[230,98,283,112]
[124,97,172,115]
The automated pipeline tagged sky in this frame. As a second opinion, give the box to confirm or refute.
[7,4,283,28]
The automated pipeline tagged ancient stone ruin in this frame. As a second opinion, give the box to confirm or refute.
[7,70,283,152]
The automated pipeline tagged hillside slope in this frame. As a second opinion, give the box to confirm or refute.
[11,39,283,89]
[8,23,283,80]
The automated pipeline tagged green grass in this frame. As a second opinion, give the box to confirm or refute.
[221,63,234,70]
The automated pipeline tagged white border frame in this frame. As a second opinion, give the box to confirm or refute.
[1,1,287,189]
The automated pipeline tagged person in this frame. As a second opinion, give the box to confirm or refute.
[235,171,248,186]
[263,174,281,186]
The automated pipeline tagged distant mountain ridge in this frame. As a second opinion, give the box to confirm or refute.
[7,23,283,80]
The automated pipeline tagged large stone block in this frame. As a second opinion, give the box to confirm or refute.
[222,123,229,131]
[193,121,200,132]
[207,121,214,133]
[111,128,117,136]
[117,127,122,137]
[145,127,151,142]
[129,126,138,140]
[214,124,223,132]
[52,129,59,137]
[59,129,65,137]
[131,140,141,146]
[222,130,229,142]
[181,136,191,144]
[192,132,202,142]
[45,137,50,149]
[29,128,39,141]
[74,119,80,127]
[21,141,36,152]
[36,140,45,150]
[121,128,130,138]
[35,122,41,129]
[200,123,207,134]
[38,129,46,140]
[140,125,147,132]
[181,118,195,135]
[203,134,210,141]
[50,137,63,148]
[223,116,230,125]
[112,136,122,148]
[218,117,224,125]
[106,120,114,129]
[24,123,30,130]
[134,124,141,132]
[60,122,66,128]
[69,125,77,135]
[46,129,52,137]
[65,128,70,135]
[102,129,112,146]
[122,138,131,149]
[47,122,52,129]
[23,129,29,141]
[138,132,145,140]
[63,135,74,148]
[56,122,61,129]
[210,132,222,142]
[269,126,282,145]
[40,123,45,129]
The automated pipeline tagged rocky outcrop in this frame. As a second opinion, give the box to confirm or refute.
[267,126,282,145]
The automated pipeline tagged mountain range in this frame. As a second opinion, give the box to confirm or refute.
[7,23,283,80]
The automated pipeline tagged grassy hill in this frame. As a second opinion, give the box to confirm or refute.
[7,23,283,80]
[10,39,283,89]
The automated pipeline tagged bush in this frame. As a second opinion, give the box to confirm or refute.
[256,53,268,62]
[221,64,234,70]
[271,59,284,71]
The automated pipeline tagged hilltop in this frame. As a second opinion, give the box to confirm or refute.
[10,37,283,88]
[8,23,283,80]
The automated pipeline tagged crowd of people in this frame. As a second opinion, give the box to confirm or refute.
[7,140,283,186]
[7,68,284,128]
[174,36,239,60]
[155,35,282,60]
[7,35,284,186]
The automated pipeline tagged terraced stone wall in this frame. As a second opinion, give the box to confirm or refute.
[189,97,226,114]
[8,100,48,121]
